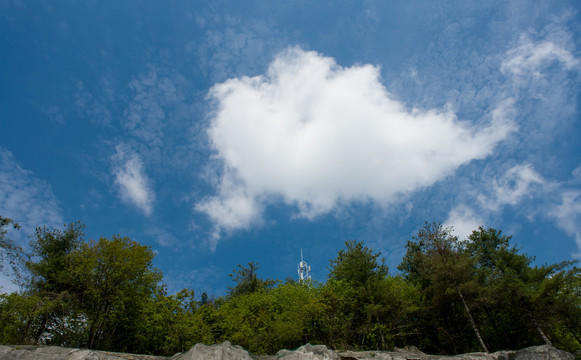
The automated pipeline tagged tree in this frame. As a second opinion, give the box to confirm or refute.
[0,216,23,286]
[11,223,163,351]
[68,235,162,351]
[466,227,581,351]
[228,261,275,297]
[399,223,488,353]
[26,221,85,294]
[326,240,394,350]
[135,287,202,356]
[546,266,581,351]
[16,221,86,344]
[328,240,388,287]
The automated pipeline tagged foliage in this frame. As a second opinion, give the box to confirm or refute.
[0,216,23,286]
[399,222,488,354]
[26,221,85,294]
[67,235,162,351]
[0,219,579,356]
[325,240,421,351]
[228,261,276,297]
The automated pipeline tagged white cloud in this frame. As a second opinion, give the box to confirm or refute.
[0,148,63,232]
[502,36,579,77]
[549,191,581,257]
[197,47,514,240]
[445,205,484,241]
[196,177,261,240]
[112,145,155,216]
[480,164,545,211]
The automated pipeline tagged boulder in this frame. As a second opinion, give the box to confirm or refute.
[514,345,574,360]
[0,345,166,360]
[277,344,340,360]
[0,343,575,360]
[172,342,257,360]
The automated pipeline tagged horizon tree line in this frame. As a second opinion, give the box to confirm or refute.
[0,215,579,355]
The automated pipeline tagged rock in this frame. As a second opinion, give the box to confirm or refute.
[0,343,575,360]
[0,345,167,360]
[337,350,377,360]
[277,344,340,360]
[514,345,574,360]
[172,342,257,360]
[391,345,428,360]
[490,350,515,360]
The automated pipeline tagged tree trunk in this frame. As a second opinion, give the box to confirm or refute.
[458,289,489,353]
[566,325,581,346]
[34,313,49,344]
[527,309,552,346]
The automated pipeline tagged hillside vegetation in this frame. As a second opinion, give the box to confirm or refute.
[0,216,579,356]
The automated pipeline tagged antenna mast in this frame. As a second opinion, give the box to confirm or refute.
[297,249,311,283]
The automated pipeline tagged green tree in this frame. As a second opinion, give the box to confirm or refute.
[135,287,203,356]
[399,223,488,353]
[326,240,412,350]
[8,223,163,351]
[228,261,275,297]
[15,221,86,344]
[267,282,326,351]
[68,235,162,351]
[26,221,85,294]
[328,240,389,287]
[545,267,581,351]
[466,227,581,351]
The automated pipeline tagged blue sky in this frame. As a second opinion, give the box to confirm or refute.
[1,1,580,296]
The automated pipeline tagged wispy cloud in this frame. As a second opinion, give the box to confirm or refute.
[479,164,545,211]
[549,191,581,257]
[197,47,514,244]
[446,162,581,256]
[144,225,178,247]
[121,62,202,172]
[111,145,155,216]
[124,64,178,148]
[0,147,63,233]
[502,36,579,77]
[0,148,65,292]
[439,18,581,253]
[74,78,115,127]
[192,12,288,83]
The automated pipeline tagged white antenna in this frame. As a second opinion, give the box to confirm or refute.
[297,248,311,283]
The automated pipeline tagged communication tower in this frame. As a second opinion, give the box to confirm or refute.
[297,249,311,283]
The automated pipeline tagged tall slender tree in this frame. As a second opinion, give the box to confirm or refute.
[400,223,488,353]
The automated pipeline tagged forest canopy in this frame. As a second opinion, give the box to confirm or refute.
[0,216,579,356]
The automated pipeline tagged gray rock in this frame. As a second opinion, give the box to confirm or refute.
[489,350,515,360]
[0,343,575,360]
[277,344,340,360]
[337,350,377,360]
[0,345,166,360]
[172,342,257,360]
[514,345,574,360]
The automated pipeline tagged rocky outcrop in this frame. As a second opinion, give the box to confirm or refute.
[277,344,340,360]
[0,345,166,360]
[172,342,256,360]
[273,344,575,360]
[0,343,575,360]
